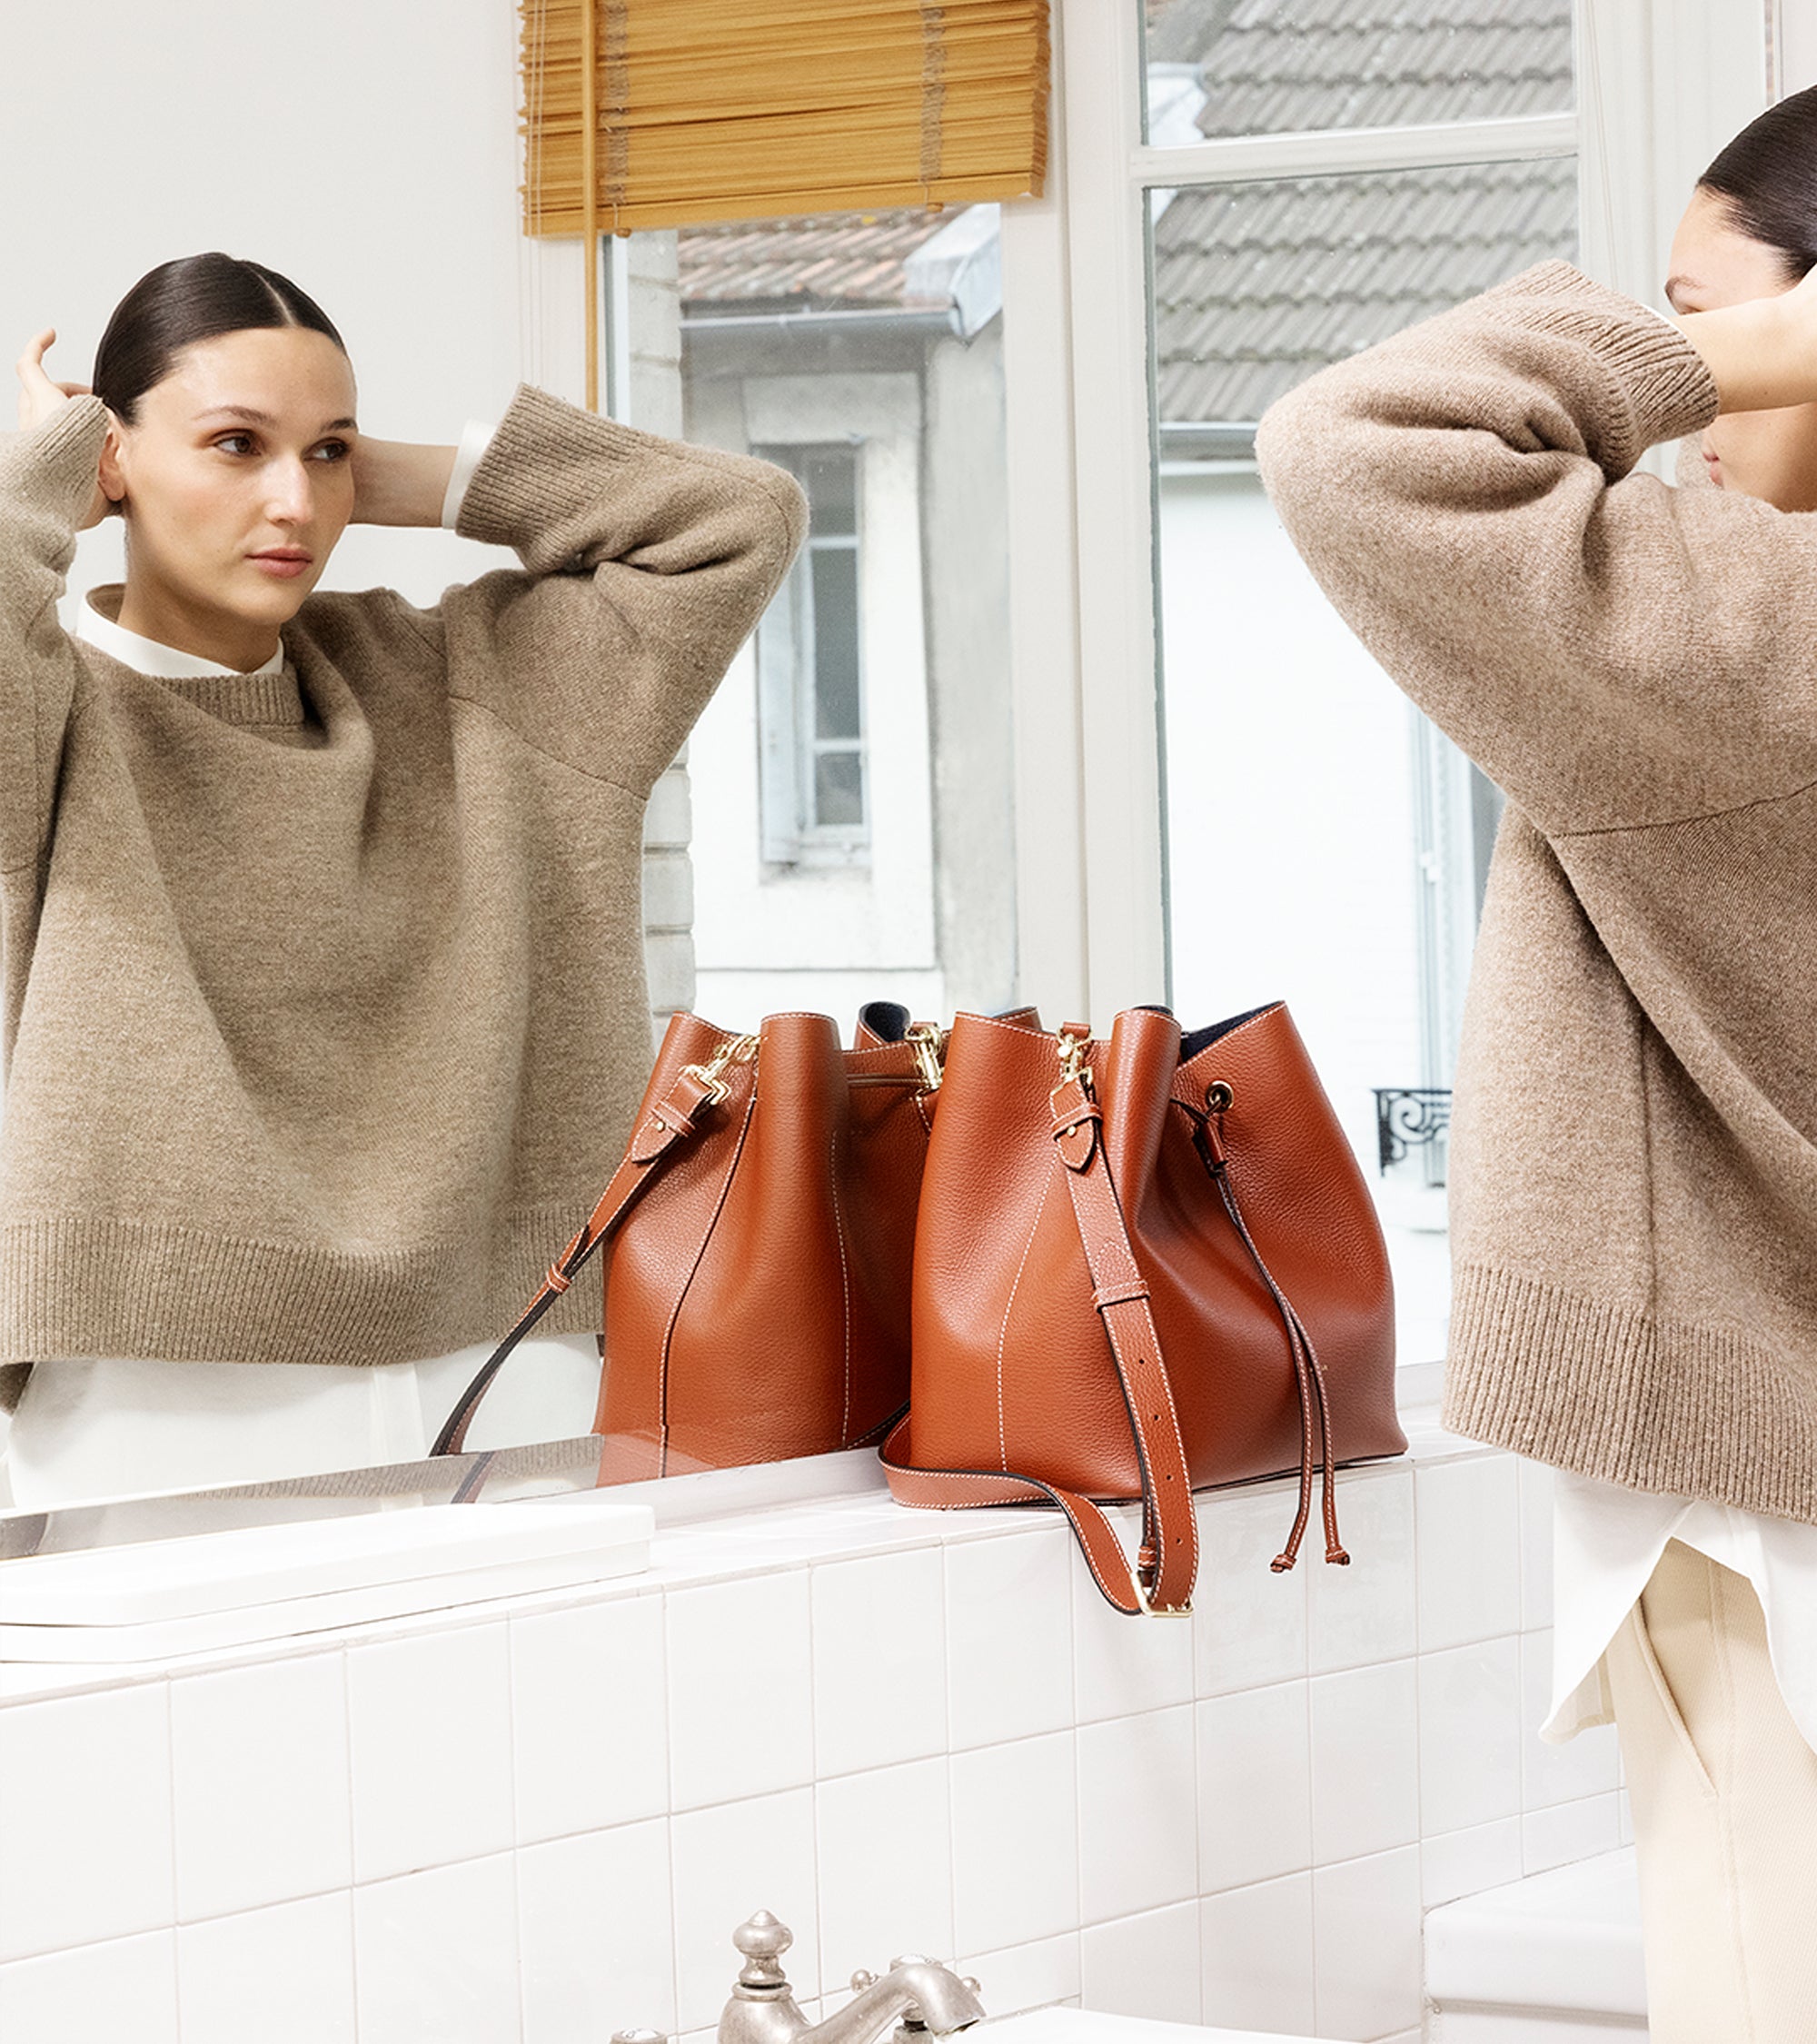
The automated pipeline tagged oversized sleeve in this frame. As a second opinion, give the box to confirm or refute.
[0,396,104,872]
[1249,256,1817,837]
[394,382,808,795]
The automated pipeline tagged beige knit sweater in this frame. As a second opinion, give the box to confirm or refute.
[1254,255,1817,1520]
[0,382,806,1380]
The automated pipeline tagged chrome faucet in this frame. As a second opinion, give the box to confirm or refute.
[716,1910,986,2044]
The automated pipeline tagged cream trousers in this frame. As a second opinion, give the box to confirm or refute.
[1603,1534,1817,2040]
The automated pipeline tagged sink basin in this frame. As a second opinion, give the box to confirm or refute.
[979,2012,1327,2042]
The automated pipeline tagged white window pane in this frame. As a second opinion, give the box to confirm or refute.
[1148,150,1574,1357]
[1142,0,1574,145]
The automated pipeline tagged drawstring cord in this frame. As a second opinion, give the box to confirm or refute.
[1189,1096,1348,1572]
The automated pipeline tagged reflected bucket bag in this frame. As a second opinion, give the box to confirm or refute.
[433,1004,948,1480]
[881,1003,1407,1613]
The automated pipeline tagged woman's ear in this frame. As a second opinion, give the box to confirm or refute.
[97,412,128,510]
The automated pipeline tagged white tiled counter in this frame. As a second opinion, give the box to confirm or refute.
[0,1407,1622,2044]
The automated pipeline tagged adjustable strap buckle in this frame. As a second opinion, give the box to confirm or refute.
[1132,1568,1193,1618]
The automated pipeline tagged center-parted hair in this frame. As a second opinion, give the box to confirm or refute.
[92,253,347,428]
[1700,84,1817,283]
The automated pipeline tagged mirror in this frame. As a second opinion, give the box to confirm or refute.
[0,17,1015,1532]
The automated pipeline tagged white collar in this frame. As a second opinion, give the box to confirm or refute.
[74,587,285,680]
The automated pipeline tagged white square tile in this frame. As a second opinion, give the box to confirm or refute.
[512,1595,667,1844]
[347,1622,513,1883]
[1416,1455,1522,1651]
[1523,1791,1622,1876]
[1072,1508,1195,1722]
[1420,1818,1523,1909]
[0,1930,178,2042]
[1076,1706,1197,1924]
[1079,1902,1201,2026]
[171,1652,351,1921]
[1196,1681,1311,1892]
[353,1853,521,2044]
[176,1892,356,2044]
[0,1684,174,1960]
[670,1787,819,2035]
[667,1573,814,1811]
[812,1549,947,1778]
[817,1757,954,1987]
[1308,1659,1418,1866]
[518,1818,674,2043]
[1193,1486,1308,1698]
[952,1933,1080,2020]
[1418,1637,1523,1837]
[947,1527,1074,1750]
[1311,1845,1422,2039]
[1520,1630,1621,1810]
[1307,1464,1416,1673]
[951,1732,1078,1956]
[1199,1873,1315,2034]
[1518,1456,1556,1631]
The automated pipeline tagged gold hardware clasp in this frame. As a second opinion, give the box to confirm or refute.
[681,1031,758,1107]
[907,1021,948,1093]
[1056,1024,1093,1089]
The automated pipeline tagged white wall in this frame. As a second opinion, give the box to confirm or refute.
[1,0,532,610]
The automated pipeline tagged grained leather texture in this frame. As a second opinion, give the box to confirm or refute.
[889,1004,1405,1593]
[594,1009,932,1482]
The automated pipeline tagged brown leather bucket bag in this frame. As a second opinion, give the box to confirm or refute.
[434,1002,948,1479]
[881,1003,1406,1613]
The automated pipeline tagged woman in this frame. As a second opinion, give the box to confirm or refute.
[0,252,806,1506]
[1256,89,1817,2036]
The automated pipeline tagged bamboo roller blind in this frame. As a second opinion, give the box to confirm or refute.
[519,0,1051,235]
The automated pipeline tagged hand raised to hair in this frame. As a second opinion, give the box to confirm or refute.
[15,327,111,530]
[1672,262,1817,419]
[347,433,461,529]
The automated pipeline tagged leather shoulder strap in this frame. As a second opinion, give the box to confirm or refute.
[431,1067,722,1458]
[882,1070,1199,1616]
[1048,1070,1197,1612]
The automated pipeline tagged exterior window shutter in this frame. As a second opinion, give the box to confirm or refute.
[518,0,1051,237]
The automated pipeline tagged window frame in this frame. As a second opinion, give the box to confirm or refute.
[751,440,870,867]
[1001,0,1776,1025]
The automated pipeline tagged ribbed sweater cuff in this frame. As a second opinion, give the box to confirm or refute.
[1479,257,1722,471]
[1440,1262,1817,1521]
[0,394,109,527]
[453,382,657,553]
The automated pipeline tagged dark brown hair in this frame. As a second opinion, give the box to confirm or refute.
[1699,84,1817,284]
[92,252,347,427]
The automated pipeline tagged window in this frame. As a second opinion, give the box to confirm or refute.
[659,204,1016,1026]
[753,443,869,863]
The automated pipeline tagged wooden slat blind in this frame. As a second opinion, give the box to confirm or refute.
[520,0,1051,236]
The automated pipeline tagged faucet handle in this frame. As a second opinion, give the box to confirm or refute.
[849,1970,878,1993]
[731,1910,794,1991]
